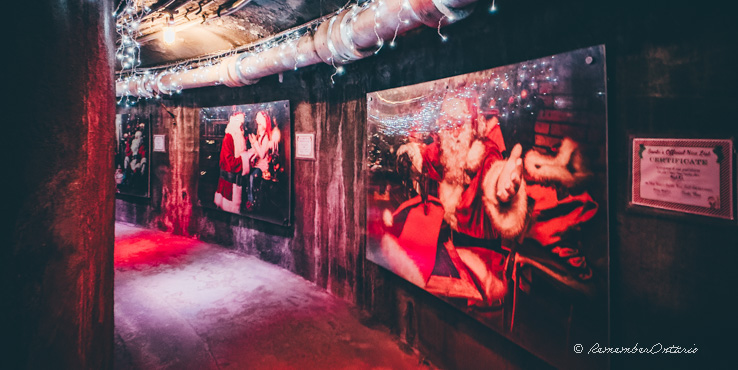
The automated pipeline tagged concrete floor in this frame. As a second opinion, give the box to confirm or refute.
[114,223,431,369]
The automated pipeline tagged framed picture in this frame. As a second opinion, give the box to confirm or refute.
[197,101,291,226]
[631,137,733,219]
[366,46,608,369]
[153,134,166,152]
[115,113,151,197]
[295,132,316,160]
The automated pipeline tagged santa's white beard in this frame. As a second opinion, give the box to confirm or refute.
[439,125,473,186]
[131,137,142,154]
[438,125,473,229]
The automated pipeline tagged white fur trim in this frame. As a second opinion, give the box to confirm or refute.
[131,133,143,154]
[382,209,394,228]
[523,137,591,188]
[439,181,464,230]
[396,142,423,174]
[482,161,528,239]
[466,140,486,173]
[214,184,242,214]
[377,234,426,288]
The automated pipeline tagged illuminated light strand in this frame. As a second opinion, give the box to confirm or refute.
[437,15,448,42]
[489,0,498,13]
[330,58,340,84]
[390,24,400,48]
[373,1,384,54]
[115,0,151,75]
[390,0,410,47]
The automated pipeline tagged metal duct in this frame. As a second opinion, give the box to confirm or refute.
[117,0,479,97]
[218,0,252,17]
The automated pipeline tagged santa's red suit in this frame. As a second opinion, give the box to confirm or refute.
[214,118,253,214]
[379,124,528,306]
[522,138,598,281]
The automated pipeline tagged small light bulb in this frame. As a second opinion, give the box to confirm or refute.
[163,15,176,45]
[163,26,176,45]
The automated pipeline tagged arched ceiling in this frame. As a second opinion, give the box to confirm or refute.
[116,0,349,69]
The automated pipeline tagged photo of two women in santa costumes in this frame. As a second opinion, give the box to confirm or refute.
[376,95,599,310]
[214,110,281,214]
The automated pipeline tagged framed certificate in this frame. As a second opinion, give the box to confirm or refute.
[295,132,316,160]
[631,138,733,220]
[153,134,166,152]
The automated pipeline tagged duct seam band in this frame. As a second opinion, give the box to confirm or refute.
[431,0,473,21]
[340,5,374,59]
[234,53,254,85]
[325,15,348,64]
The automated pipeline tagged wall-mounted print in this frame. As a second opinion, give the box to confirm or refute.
[115,113,150,197]
[198,101,291,226]
[632,138,734,220]
[366,46,608,369]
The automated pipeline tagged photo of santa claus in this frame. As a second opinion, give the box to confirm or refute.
[115,113,150,197]
[198,101,291,226]
[366,46,608,369]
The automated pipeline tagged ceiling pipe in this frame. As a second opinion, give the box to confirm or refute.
[117,0,478,97]
[218,0,252,18]
[148,0,179,14]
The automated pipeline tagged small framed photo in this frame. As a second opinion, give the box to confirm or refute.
[295,132,316,160]
[153,135,166,152]
[631,137,734,220]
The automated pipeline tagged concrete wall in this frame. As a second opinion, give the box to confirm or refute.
[6,0,116,368]
[116,0,737,368]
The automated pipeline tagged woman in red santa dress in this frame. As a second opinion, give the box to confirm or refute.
[245,110,281,211]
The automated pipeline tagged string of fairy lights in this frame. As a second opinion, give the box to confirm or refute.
[115,0,502,106]
[368,54,560,140]
[114,0,151,71]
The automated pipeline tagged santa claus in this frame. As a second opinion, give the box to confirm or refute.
[378,95,529,308]
[520,137,598,283]
[214,112,254,214]
[128,130,146,175]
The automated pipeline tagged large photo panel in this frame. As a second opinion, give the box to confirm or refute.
[198,101,291,226]
[366,46,607,368]
[115,113,151,197]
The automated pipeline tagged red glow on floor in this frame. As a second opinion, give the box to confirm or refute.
[114,230,201,268]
